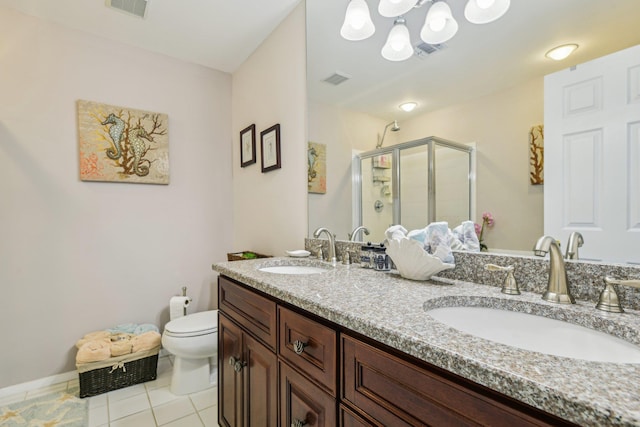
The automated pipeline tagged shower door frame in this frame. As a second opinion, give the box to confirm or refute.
[352,136,475,232]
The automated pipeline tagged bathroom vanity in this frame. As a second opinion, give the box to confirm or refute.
[213,257,640,426]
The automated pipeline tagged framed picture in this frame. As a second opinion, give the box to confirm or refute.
[261,124,281,173]
[240,124,256,167]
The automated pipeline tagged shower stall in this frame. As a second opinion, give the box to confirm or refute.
[352,136,475,243]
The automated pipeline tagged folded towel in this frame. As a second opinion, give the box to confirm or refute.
[385,225,408,242]
[131,331,161,353]
[76,339,111,363]
[108,323,138,334]
[134,324,159,335]
[425,222,454,264]
[76,331,111,349]
[110,336,133,357]
[407,228,428,246]
[452,220,480,252]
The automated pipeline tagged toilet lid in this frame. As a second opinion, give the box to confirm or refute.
[164,310,218,336]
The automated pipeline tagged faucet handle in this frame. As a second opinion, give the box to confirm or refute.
[315,246,325,261]
[596,276,640,313]
[484,264,520,295]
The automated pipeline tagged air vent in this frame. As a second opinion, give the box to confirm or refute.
[106,0,148,18]
[415,42,447,58]
[323,72,351,86]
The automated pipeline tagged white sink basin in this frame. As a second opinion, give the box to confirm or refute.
[258,265,328,275]
[426,306,640,363]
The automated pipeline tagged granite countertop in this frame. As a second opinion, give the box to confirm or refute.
[212,257,640,427]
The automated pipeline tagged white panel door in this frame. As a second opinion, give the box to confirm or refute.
[545,44,640,264]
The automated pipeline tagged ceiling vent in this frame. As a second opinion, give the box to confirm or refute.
[415,42,447,59]
[106,0,149,18]
[323,72,351,86]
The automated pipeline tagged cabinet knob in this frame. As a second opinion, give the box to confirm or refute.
[291,419,307,427]
[228,356,246,372]
[293,340,308,355]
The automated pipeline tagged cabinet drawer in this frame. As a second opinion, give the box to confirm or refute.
[280,361,336,427]
[279,306,337,396]
[342,334,571,427]
[219,276,277,351]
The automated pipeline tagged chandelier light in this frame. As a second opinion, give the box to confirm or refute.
[341,0,376,41]
[381,18,414,61]
[341,0,511,61]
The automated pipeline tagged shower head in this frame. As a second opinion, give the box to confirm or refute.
[377,120,400,148]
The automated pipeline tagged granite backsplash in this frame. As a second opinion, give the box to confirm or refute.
[305,238,640,311]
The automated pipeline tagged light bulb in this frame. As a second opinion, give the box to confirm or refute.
[464,0,510,24]
[399,102,417,112]
[429,16,446,32]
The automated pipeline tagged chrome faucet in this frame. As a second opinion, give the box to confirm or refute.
[313,227,337,265]
[348,226,370,242]
[533,235,575,304]
[565,231,584,260]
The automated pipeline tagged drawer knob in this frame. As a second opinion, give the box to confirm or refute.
[291,419,307,427]
[228,356,247,372]
[293,340,308,355]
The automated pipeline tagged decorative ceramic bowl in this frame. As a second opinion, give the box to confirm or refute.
[386,238,455,281]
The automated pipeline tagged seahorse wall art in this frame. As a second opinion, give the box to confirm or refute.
[77,100,169,184]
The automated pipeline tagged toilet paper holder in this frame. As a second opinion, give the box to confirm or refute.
[182,286,188,316]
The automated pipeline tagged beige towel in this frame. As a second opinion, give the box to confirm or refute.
[110,336,133,357]
[75,330,111,349]
[131,331,161,353]
[76,339,111,363]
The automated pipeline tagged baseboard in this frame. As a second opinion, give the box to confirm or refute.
[0,370,78,399]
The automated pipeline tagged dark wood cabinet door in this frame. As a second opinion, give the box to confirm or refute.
[340,404,381,427]
[279,306,337,396]
[244,332,278,427]
[219,314,244,427]
[280,361,336,427]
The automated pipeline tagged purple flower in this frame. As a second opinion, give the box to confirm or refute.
[474,223,482,236]
[482,212,495,227]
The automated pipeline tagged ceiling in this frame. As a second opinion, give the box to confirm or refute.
[0,0,302,73]
[2,0,640,121]
[307,0,640,120]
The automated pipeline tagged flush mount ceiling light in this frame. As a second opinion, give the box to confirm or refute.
[545,44,579,61]
[341,0,511,62]
[399,102,418,112]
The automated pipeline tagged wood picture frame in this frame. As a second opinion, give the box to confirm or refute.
[261,124,281,173]
[240,124,256,167]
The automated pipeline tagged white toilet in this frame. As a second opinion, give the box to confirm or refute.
[161,310,218,395]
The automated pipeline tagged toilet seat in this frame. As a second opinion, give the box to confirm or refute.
[164,310,218,338]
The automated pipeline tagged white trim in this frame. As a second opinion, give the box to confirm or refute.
[0,370,77,399]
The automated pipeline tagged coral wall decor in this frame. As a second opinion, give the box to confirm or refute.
[529,124,544,185]
[78,100,169,184]
[308,141,326,194]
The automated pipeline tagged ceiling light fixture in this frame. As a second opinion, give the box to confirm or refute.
[399,102,418,112]
[341,0,511,61]
[545,44,579,61]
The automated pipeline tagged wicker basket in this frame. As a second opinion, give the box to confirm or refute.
[77,347,159,398]
[227,251,271,261]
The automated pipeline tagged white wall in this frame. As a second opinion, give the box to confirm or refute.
[0,7,233,388]
[232,2,307,256]
[308,102,398,239]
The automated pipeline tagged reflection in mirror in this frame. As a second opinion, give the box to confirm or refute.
[355,137,473,243]
[306,0,640,257]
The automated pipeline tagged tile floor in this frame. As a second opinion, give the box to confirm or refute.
[0,356,218,426]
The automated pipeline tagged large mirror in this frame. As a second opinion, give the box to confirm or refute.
[306,0,640,257]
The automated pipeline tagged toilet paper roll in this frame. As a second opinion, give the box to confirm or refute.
[169,296,191,321]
